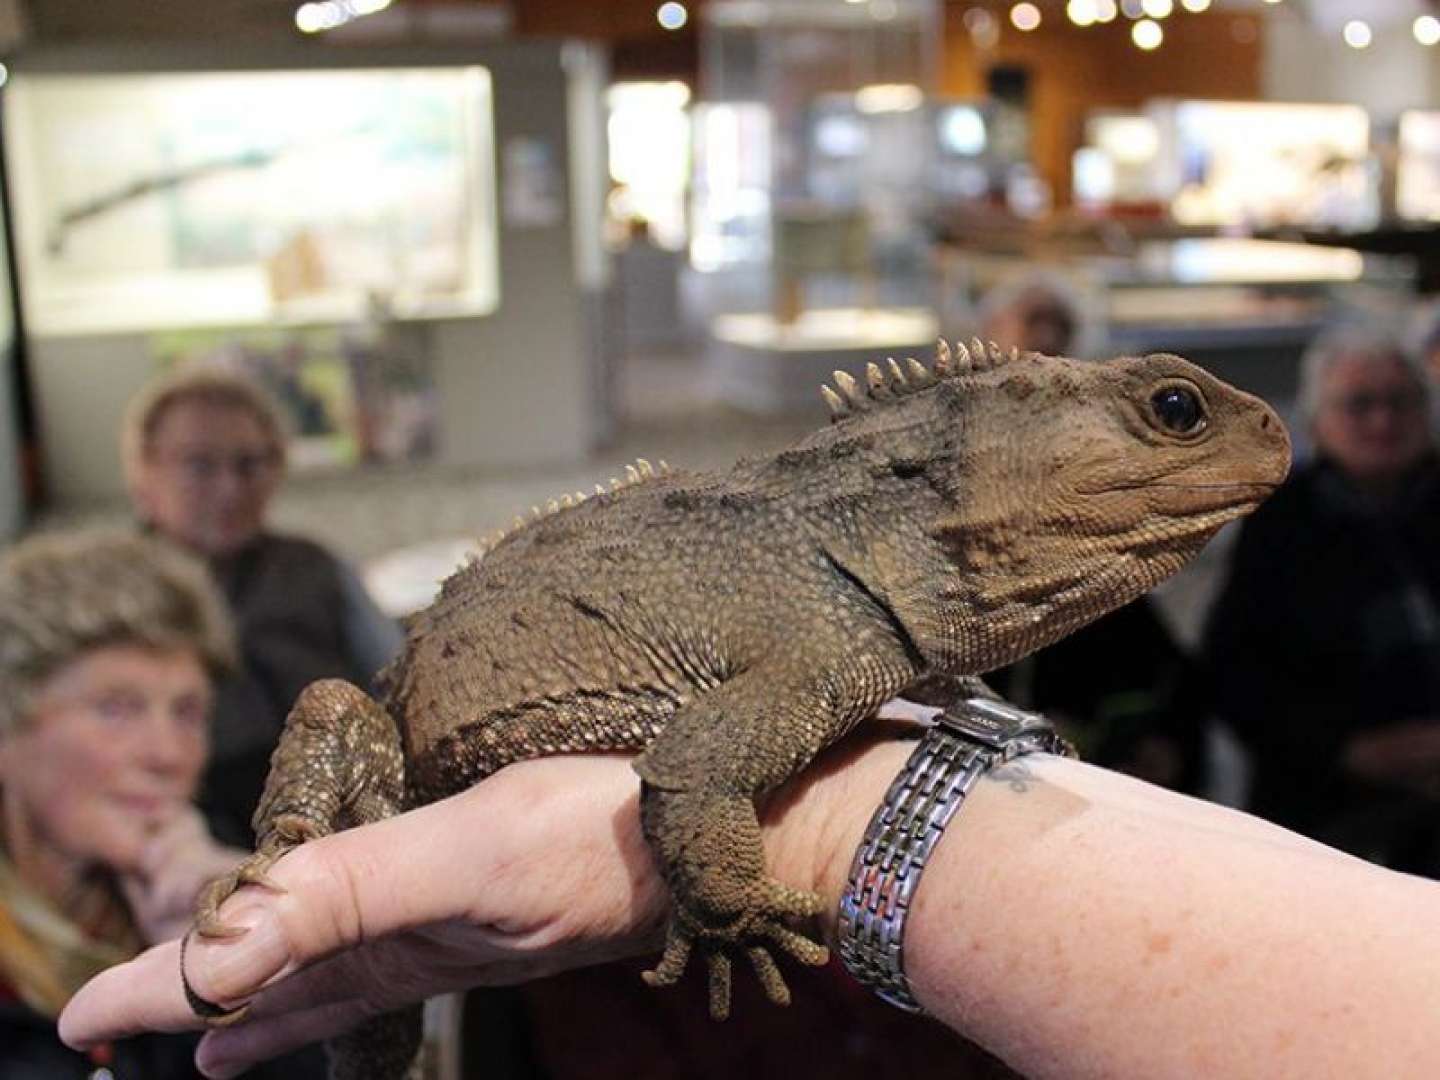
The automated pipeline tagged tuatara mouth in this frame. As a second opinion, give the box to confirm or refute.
[1140,479,1282,518]
[1142,500,1265,543]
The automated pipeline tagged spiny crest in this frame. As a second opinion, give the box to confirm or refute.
[473,458,673,557]
[819,338,1024,422]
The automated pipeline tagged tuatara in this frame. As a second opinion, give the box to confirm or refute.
[189,340,1290,1077]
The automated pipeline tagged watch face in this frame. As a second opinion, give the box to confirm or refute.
[943,697,1043,744]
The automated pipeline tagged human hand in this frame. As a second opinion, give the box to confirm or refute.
[119,805,248,945]
[61,740,906,1078]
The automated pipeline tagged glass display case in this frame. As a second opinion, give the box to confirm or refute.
[1148,100,1376,232]
[694,0,943,411]
[1072,111,1163,211]
[1397,110,1440,223]
[6,67,498,336]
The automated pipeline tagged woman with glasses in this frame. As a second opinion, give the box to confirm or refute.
[123,370,402,848]
[1204,323,1440,875]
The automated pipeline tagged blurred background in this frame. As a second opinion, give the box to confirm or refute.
[0,0,1433,625]
[9,8,1440,1072]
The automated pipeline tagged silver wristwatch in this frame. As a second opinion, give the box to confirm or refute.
[837,695,1072,1013]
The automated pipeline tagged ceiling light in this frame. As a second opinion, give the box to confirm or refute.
[1415,15,1440,46]
[1180,0,1210,10]
[1141,0,1172,17]
[1094,0,1118,21]
[1010,2,1041,31]
[657,2,688,30]
[294,0,389,33]
[1120,0,1145,17]
[1132,18,1163,48]
[1067,0,1098,26]
[855,83,924,113]
[1342,19,1371,48]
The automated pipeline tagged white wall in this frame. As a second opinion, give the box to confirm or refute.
[1264,9,1440,116]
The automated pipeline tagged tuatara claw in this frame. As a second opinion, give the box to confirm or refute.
[706,950,733,1020]
[745,944,791,1007]
[194,841,296,938]
[194,888,248,939]
[640,925,693,989]
[235,861,286,893]
[762,922,829,968]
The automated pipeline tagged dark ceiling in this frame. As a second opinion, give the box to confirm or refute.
[19,0,702,77]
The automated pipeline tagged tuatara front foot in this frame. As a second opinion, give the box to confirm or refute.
[642,876,830,1020]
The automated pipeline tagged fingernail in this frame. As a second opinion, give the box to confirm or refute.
[202,1059,244,1080]
[202,909,288,996]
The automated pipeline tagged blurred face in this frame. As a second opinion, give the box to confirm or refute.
[983,290,1075,357]
[134,399,281,556]
[1311,355,1430,485]
[0,646,210,882]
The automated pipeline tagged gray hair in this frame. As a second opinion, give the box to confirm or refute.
[1296,323,1433,429]
[0,531,236,735]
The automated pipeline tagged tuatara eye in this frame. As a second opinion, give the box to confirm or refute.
[1151,386,1205,435]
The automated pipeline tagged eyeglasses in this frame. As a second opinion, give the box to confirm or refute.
[157,449,280,484]
[1326,390,1424,418]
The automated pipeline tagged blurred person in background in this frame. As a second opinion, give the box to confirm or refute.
[973,269,1080,359]
[1417,301,1440,385]
[0,531,245,1077]
[978,272,1207,792]
[123,369,403,847]
[1204,324,1440,875]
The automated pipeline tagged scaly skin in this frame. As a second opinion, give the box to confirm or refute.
[190,341,1291,1078]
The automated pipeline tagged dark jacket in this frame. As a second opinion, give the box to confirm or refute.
[0,982,202,1080]
[201,532,401,845]
[988,598,1206,794]
[1203,455,1440,872]
[1,979,331,1080]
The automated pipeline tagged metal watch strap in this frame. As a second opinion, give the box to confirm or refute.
[836,696,1071,1013]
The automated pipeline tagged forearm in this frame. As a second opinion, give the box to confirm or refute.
[59,740,1440,1078]
[773,740,1440,1079]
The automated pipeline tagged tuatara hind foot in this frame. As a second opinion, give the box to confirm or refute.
[642,879,830,1020]
[185,679,409,1034]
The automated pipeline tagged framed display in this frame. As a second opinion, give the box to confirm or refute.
[6,66,498,335]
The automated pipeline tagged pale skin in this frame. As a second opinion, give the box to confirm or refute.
[59,711,1440,1080]
[0,645,244,946]
[133,399,283,558]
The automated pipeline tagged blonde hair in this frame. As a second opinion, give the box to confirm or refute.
[0,531,237,735]
[120,367,287,497]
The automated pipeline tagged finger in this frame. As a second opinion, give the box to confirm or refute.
[59,939,197,1047]
[199,996,374,1079]
[63,785,513,1049]
[64,757,649,1051]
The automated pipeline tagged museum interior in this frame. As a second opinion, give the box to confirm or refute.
[4,1,1440,1077]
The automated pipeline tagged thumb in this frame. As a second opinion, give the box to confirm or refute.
[187,792,500,1007]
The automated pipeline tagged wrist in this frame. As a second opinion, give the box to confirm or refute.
[759,732,915,943]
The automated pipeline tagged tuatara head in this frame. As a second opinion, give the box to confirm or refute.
[926,348,1291,669]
